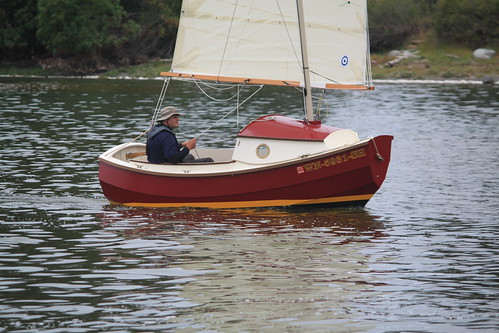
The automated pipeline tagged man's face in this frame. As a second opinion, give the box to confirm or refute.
[166,115,180,129]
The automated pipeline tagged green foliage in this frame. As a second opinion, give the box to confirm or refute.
[434,0,499,48]
[101,59,171,77]
[368,0,430,51]
[120,0,181,60]
[36,0,135,56]
[0,0,43,59]
[0,0,180,72]
[0,0,496,73]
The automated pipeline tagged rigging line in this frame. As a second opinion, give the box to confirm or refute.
[150,77,171,128]
[129,78,172,144]
[316,89,325,118]
[371,137,384,161]
[193,78,245,102]
[315,90,333,119]
[154,77,170,115]
[236,83,241,129]
[195,84,264,138]
[217,0,239,79]
[128,128,149,143]
[195,80,240,91]
[292,85,326,101]
[308,69,371,89]
[289,85,310,119]
[275,0,302,71]
[309,69,340,85]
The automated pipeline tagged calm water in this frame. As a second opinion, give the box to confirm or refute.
[0,77,498,332]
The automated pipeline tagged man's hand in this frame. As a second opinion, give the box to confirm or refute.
[182,138,197,150]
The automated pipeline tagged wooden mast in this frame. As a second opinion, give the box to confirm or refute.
[296,0,314,122]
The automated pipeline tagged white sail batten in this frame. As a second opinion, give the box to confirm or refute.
[165,0,372,90]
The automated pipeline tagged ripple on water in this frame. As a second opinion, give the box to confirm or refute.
[0,78,498,332]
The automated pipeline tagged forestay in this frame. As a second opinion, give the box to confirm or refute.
[162,0,373,90]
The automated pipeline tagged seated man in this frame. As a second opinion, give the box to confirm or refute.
[146,106,214,164]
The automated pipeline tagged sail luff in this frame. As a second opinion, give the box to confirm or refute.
[364,2,374,88]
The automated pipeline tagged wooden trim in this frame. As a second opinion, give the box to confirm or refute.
[161,72,374,90]
[113,194,373,209]
[325,83,375,90]
[125,151,146,160]
[161,72,301,87]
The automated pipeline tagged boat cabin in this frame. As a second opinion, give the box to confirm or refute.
[114,115,360,166]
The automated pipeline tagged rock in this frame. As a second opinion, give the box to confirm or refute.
[385,58,401,68]
[482,76,496,84]
[473,48,496,59]
[388,50,403,57]
[385,50,419,67]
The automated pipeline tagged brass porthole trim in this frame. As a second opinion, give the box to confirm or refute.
[256,144,270,159]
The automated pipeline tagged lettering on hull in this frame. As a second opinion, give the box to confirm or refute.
[297,148,367,174]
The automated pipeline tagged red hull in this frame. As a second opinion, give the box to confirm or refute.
[99,135,393,208]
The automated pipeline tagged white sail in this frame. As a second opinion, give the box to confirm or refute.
[165,0,372,90]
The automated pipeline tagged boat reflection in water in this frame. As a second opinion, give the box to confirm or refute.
[94,206,387,331]
[98,205,386,238]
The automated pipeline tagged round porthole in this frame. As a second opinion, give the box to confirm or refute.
[256,144,270,159]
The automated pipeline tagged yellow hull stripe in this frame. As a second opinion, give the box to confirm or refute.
[110,194,373,209]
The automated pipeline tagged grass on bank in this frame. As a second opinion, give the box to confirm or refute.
[0,63,61,77]
[0,59,170,78]
[97,40,499,80]
[101,59,169,78]
[371,35,497,80]
[1,43,497,81]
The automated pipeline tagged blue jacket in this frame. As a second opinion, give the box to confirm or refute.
[146,125,189,164]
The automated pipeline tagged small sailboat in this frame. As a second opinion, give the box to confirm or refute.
[98,0,393,209]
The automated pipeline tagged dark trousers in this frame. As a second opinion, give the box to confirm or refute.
[181,154,214,163]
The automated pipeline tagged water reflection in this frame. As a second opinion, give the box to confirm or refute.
[99,205,385,236]
[95,207,386,332]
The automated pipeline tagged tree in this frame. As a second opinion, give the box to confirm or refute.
[36,0,137,57]
[434,0,499,48]
[368,0,431,51]
[120,0,181,61]
[0,0,43,60]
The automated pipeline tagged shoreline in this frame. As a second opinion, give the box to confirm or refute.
[2,41,497,85]
[0,74,495,85]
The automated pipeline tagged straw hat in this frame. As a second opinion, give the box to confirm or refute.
[156,106,180,122]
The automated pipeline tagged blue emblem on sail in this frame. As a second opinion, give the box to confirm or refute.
[341,56,349,66]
